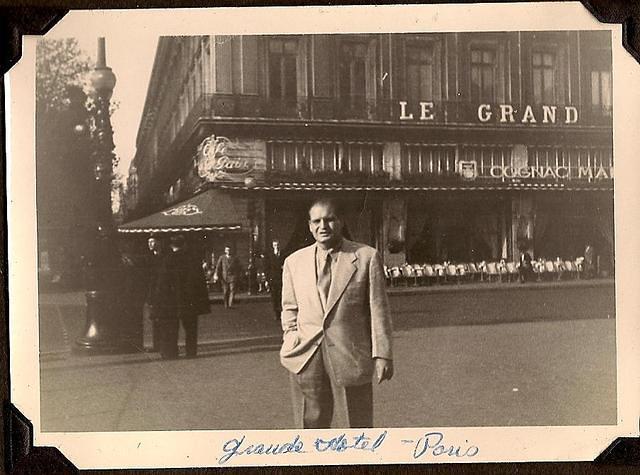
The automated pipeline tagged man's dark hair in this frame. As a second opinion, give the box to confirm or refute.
[308,197,344,219]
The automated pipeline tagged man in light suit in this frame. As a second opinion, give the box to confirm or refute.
[280,198,394,429]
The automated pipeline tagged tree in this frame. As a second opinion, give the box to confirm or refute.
[36,38,95,287]
[36,38,92,115]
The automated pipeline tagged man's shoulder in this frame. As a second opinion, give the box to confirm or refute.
[284,244,314,265]
[343,239,379,260]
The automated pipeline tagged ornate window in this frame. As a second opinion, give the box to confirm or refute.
[406,43,435,101]
[268,38,298,100]
[339,41,369,107]
[470,47,497,102]
[532,51,556,104]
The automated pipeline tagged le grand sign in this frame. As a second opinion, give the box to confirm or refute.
[399,101,579,125]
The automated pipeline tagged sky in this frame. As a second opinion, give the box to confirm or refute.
[43,31,159,181]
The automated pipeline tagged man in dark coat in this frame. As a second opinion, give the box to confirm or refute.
[145,235,164,351]
[266,239,285,320]
[151,234,210,359]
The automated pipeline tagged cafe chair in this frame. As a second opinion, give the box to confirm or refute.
[390,266,402,287]
[446,263,460,284]
[422,264,437,285]
[505,262,519,282]
[457,264,469,283]
[414,264,426,286]
[485,262,500,282]
[575,257,584,279]
[564,260,578,279]
[383,265,392,286]
[466,262,480,282]
[402,264,418,286]
[433,264,445,284]
[553,260,566,280]
[544,260,558,281]
[477,261,487,282]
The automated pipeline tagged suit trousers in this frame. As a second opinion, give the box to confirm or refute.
[221,281,236,308]
[289,342,373,429]
[157,312,198,358]
[269,280,282,319]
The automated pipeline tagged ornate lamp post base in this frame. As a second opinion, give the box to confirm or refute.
[74,290,138,355]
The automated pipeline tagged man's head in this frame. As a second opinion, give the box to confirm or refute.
[224,246,231,256]
[170,234,185,251]
[308,198,344,249]
[147,236,160,252]
[272,240,280,253]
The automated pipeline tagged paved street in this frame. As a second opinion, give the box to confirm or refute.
[39,281,616,431]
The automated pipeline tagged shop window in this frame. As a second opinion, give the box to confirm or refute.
[268,141,338,173]
[470,47,496,102]
[267,140,382,175]
[268,38,298,100]
[406,43,435,101]
[308,143,340,171]
[532,51,556,104]
[343,143,384,174]
[529,146,613,180]
[402,145,456,177]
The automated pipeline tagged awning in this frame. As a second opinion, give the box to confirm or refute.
[118,188,243,234]
[217,182,614,192]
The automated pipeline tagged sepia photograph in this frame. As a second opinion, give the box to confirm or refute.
[6,2,639,468]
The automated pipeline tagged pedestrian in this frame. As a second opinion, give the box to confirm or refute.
[266,239,285,321]
[155,234,210,359]
[280,198,394,429]
[215,245,241,308]
[584,243,596,279]
[144,234,164,352]
[519,250,534,283]
[255,253,268,293]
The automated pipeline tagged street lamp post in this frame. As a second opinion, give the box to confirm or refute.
[75,38,123,354]
[245,177,257,295]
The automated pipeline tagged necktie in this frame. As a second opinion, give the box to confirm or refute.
[318,252,332,309]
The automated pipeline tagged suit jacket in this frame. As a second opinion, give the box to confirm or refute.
[279,239,393,387]
[266,251,285,286]
[149,249,210,318]
[215,254,241,283]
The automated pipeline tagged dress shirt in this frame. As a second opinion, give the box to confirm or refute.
[315,239,343,284]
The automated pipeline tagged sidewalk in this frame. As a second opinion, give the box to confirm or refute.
[38,278,614,364]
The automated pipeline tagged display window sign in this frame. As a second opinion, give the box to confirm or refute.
[458,161,613,181]
[196,135,266,183]
[399,101,580,125]
[487,164,613,180]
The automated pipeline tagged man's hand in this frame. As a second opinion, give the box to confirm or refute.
[374,358,394,384]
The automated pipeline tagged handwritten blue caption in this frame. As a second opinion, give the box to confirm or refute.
[218,430,478,464]
[402,431,479,459]
[218,431,385,464]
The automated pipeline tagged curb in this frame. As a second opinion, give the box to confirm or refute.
[40,333,283,365]
[208,278,614,302]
